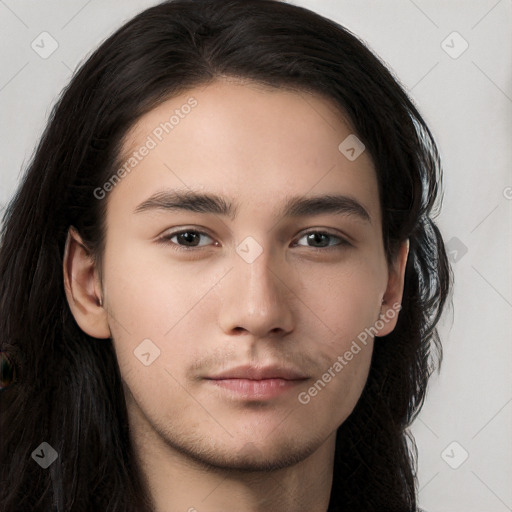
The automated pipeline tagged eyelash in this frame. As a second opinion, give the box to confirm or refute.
[157,228,351,253]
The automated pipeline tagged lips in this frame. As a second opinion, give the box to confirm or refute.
[205,364,309,381]
[204,364,309,400]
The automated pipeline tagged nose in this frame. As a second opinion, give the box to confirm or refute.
[217,244,295,339]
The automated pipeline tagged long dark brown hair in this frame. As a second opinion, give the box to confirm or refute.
[0,1,451,510]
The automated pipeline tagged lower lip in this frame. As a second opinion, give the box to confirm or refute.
[206,378,305,399]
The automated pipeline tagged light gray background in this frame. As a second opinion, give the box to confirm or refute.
[0,1,511,510]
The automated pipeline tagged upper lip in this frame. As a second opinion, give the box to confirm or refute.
[206,365,309,381]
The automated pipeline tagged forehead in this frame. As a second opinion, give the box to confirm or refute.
[109,78,379,222]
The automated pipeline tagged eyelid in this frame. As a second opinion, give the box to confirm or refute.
[157,227,216,248]
[294,229,352,248]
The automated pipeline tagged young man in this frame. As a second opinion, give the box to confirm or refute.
[0,1,450,511]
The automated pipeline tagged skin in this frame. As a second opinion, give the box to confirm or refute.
[64,78,408,512]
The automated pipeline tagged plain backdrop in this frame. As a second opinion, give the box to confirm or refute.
[0,1,511,511]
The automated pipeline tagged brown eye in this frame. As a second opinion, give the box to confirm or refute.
[295,231,350,250]
[158,229,215,250]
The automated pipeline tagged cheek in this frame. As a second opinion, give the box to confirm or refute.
[300,253,386,347]
[101,249,211,421]
[101,243,226,381]
[291,255,384,416]
[293,274,377,427]
[297,340,373,424]
[102,238,222,336]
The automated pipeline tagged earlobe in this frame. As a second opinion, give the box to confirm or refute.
[63,227,111,339]
[376,239,409,337]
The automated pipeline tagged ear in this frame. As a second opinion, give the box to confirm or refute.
[375,239,409,337]
[63,227,110,339]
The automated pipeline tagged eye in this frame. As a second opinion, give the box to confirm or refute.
[294,230,350,250]
[157,228,351,252]
[158,229,216,250]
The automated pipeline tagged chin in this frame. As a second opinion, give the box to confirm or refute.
[170,430,322,472]
[204,440,319,472]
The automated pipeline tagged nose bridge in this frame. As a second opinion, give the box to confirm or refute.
[218,234,295,336]
[235,235,281,313]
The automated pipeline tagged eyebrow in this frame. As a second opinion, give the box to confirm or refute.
[134,189,371,223]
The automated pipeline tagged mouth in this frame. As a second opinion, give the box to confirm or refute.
[204,364,309,400]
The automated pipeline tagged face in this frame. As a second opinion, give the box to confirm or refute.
[67,78,407,471]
